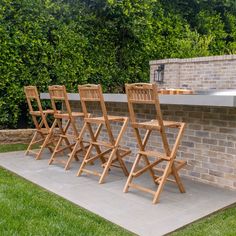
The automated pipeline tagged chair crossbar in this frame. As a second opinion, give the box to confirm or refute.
[90,140,114,148]
[129,183,156,195]
[31,138,45,145]
[132,159,163,178]
[27,150,39,155]
[85,148,113,164]
[118,149,132,158]
[109,163,124,168]
[82,169,102,177]
[138,150,170,160]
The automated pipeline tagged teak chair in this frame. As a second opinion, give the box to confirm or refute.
[48,85,87,169]
[76,84,130,184]
[123,83,186,204]
[24,86,56,159]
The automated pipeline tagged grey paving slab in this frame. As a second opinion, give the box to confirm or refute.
[0,151,235,236]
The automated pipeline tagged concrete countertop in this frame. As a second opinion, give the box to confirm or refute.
[40,93,236,107]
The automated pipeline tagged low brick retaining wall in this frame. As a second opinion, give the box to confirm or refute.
[0,129,34,144]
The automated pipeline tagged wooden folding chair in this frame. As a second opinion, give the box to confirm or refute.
[76,84,130,184]
[123,83,186,204]
[24,86,56,159]
[48,85,87,169]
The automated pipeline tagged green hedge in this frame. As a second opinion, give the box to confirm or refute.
[1,0,236,128]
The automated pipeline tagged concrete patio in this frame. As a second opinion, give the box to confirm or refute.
[0,150,235,236]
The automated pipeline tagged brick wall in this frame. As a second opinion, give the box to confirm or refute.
[150,55,236,90]
[70,101,236,190]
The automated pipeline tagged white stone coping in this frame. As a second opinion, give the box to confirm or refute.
[40,93,236,107]
[149,54,236,65]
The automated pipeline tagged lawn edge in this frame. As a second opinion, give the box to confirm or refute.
[166,202,236,235]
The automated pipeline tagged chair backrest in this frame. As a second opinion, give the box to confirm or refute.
[78,84,108,119]
[24,86,49,129]
[48,85,72,116]
[125,83,164,128]
[79,84,117,144]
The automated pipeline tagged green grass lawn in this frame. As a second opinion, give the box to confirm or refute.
[0,144,133,236]
[0,143,29,153]
[0,143,235,235]
[171,204,236,235]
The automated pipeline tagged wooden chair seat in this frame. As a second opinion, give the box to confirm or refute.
[85,115,125,124]
[132,120,182,130]
[54,111,84,119]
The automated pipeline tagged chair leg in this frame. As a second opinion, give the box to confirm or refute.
[35,131,53,160]
[48,136,63,165]
[134,129,156,184]
[65,138,82,170]
[72,121,88,162]
[123,153,142,193]
[35,148,45,161]
[61,120,74,152]
[52,118,80,163]
[64,120,88,170]
[108,118,129,177]
[63,133,80,161]
[25,131,38,155]
[171,163,186,193]
[152,123,186,203]
[99,148,117,184]
[40,119,59,158]
[87,123,106,164]
[142,155,157,185]
[44,132,55,154]
[77,144,93,176]
[152,161,173,204]
[116,149,129,176]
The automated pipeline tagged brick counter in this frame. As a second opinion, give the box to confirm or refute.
[69,101,236,190]
[41,54,236,190]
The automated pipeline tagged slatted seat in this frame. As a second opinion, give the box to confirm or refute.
[85,115,125,124]
[24,86,58,160]
[29,110,54,116]
[75,84,130,184]
[48,85,88,169]
[132,120,181,129]
[123,83,186,204]
[54,112,84,119]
